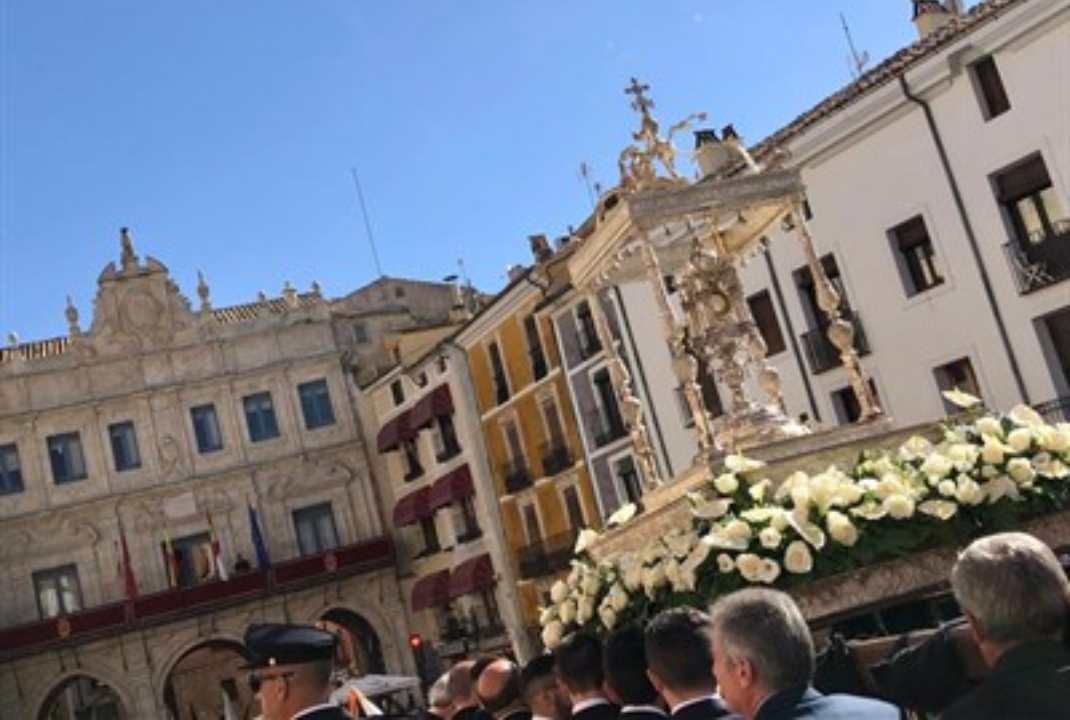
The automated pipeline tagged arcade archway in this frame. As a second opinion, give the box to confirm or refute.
[37,675,126,720]
[163,639,253,720]
[318,608,386,676]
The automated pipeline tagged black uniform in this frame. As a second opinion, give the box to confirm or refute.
[670,697,731,720]
[941,640,1070,720]
[573,700,620,720]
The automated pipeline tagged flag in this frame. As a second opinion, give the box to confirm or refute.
[221,688,238,720]
[162,529,181,588]
[248,503,271,570]
[119,521,138,601]
[206,511,229,581]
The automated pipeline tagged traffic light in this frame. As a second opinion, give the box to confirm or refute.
[409,633,423,650]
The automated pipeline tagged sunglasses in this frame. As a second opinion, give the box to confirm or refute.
[248,671,295,693]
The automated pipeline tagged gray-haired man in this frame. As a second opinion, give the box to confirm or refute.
[709,589,897,720]
[942,531,1070,720]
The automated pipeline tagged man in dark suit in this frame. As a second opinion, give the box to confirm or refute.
[644,608,730,720]
[451,661,493,720]
[554,632,619,720]
[243,622,352,719]
[477,658,533,720]
[604,625,666,720]
[521,654,571,720]
[708,589,898,720]
[941,532,1070,720]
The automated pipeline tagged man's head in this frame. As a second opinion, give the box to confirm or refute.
[951,532,1070,665]
[243,623,337,720]
[477,658,527,720]
[708,589,814,720]
[521,654,570,720]
[553,632,604,701]
[644,608,715,707]
[604,625,660,707]
[471,655,500,686]
[430,672,455,720]
[449,661,479,708]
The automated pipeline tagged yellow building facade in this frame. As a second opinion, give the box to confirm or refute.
[457,247,600,635]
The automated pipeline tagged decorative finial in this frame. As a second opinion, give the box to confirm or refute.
[617,78,706,192]
[310,280,322,297]
[282,281,298,308]
[257,290,268,302]
[196,270,212,312]
[119,227,139,272]
[65,295,81,336]
[625,77,654,118]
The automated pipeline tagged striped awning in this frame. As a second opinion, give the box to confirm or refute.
[392,486,432,527]
[428,464,474,512]
[448,553,495,599]
[410,384,453,429]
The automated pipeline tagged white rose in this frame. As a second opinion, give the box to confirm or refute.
[883,494,915,519]
[567,565,581,589]
[598,604,617,631]
[550,580,569,604]
[833,482,865,507]
[574,528,600,554]
[918,500,958,521]
[736,553,764,583]
[946,444,979,471]
[723,519,753,543]
[955,478,984,506]
[982,476,1020,503]
[790,485,812,511]
[771,510,790,532]
[541,620,564,649]
[609,583,629,612]
[875,474,907,500]
[582,572,601,597]
[980,437,1005,466]
[826,510,859,547]
[577,595,595,624]
[981,464,999,479]
[539,606,557,625]
[759,527,782,549]
[725,454,765,474]
[749,479,772,502]
[622,564,642,592]
[920,454,953,481]
[714,473,740,495]
[784,540,813,574]
[938,479,957,497]
[717,553,736,574]
[1007,457,1035,485]
[758,558,782,584]
[559,599,577,625]
[1043,427,1070,453]
[974,416,1003,438]
[1008,404,1044,428]
[1008,428,1033,453]
[899,435,933,461]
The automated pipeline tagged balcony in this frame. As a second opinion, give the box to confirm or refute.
[540,442,573,477]
[1003,225,1070,294]
[500,457,532,494]
[585,409,627,448]
[517,530,580,580]
[494,375,510,405]
[0,536,394,663]
[530,348,548,381]
[578,335,602,361]
[799,311,871,375]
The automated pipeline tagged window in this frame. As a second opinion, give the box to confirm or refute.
[434,414,461,461]
[591,368,625,446]
[524,315,548,380]
[391,380,405,406]
[971,55,1010,120]
[108,421,141,472]
[995,154,1069,247]
[747,291,786,356]
[480,588,502,629]
[298,379,336,430]
[488,341,509,404]
[521,502,541,544]
[48,432,87,484]
[614,456,642,506]
[172,532,213,587]
[576,301,601,359]
[402,437,424,480]
[352,322,369,344]
[243,392,280,442]
[292,503,339,556]
[663,274,678,294]
[191,404,223,454]
[418,516,440,555]
[934,357,982,414]
[454,496,480,542]
[562,484,586,529]
[802,198,814,220]
[394,286,406,299]
[890,216,944,296]
[831,380,880,425]
[34,565,82,618]
[0,443,23,495]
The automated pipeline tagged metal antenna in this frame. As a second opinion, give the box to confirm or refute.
[350,167,384,278]
[840,12,870,80]
[579,162,597,208]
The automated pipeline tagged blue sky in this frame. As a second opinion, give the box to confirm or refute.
[1,1,930,342]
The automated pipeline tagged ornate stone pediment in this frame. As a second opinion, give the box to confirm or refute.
[86,229,199,357]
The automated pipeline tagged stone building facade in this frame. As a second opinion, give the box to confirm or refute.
[0,233,431,719]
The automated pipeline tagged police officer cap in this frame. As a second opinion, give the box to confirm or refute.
[243,623,337,669]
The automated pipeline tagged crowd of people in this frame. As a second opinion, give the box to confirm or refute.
[243,531,1070,719]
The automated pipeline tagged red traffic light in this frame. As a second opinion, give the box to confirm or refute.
[409,633,423,649]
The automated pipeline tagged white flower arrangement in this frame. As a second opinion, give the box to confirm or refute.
[537,404,1070,646]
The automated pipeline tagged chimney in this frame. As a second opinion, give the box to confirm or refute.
[529,234,553,264]
[912,1,954,39]
[506,264,527,282]
[693,128,734,180]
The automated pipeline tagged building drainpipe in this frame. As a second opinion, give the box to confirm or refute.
[899,74,1030,404]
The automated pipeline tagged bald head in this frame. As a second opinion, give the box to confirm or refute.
[449,661,478,707]
[476,659,525,719]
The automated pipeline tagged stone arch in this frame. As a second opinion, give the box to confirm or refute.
[154,633,251,720]
[32,668,134,720]
[303,599,403,674]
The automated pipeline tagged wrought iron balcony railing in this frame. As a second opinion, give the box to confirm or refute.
[500,457,532,493]
[540,442,573,477]
[517,530,580,580]
[799,311,871,375]
[1003,225,1070,294]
